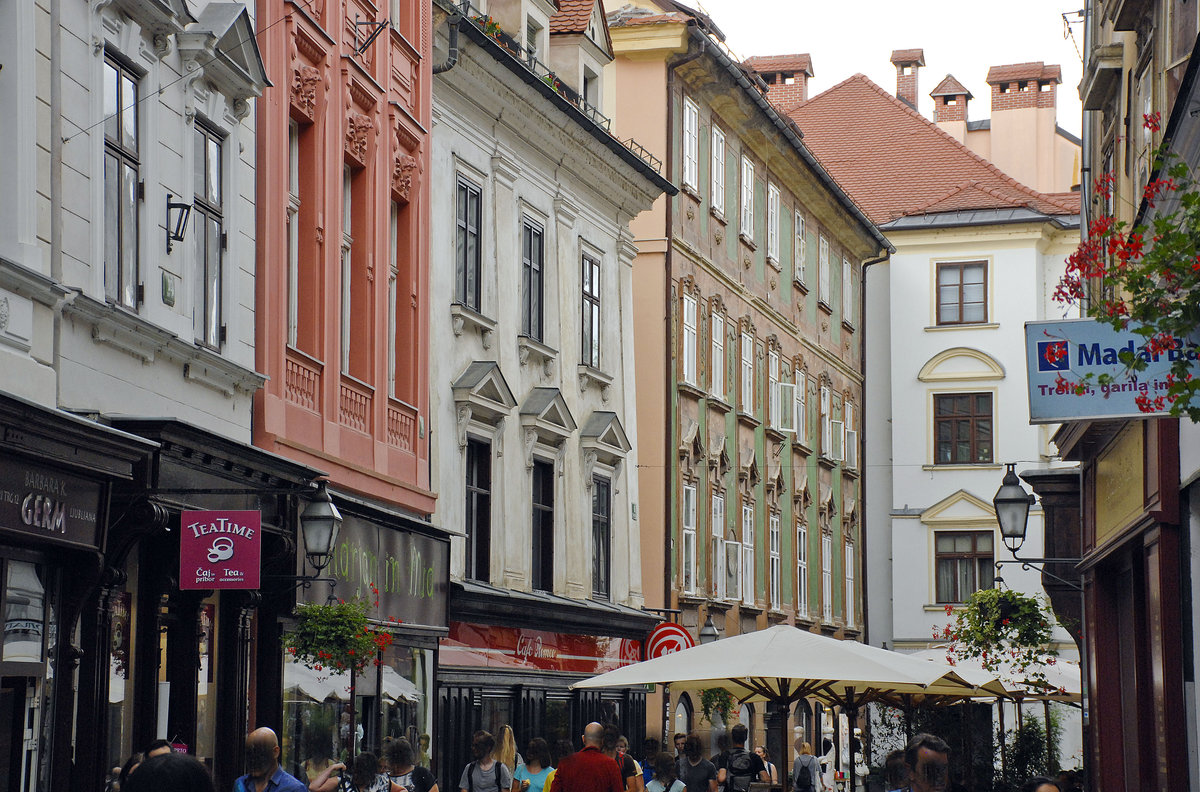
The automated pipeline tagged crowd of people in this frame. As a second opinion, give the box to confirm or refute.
[102,723,1082,792]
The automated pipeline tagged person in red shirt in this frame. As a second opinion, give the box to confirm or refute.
[549,723,623,792]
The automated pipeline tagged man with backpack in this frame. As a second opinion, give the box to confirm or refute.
[716,725,768,792]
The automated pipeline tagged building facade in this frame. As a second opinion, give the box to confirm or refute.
[427,0,673,781]
[604,0,890,761]
[785,54,1084,772]
[253,0,450,780]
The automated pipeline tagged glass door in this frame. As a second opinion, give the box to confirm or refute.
[0,676,40,792]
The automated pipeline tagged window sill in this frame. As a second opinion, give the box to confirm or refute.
[924,322,999,332]
[764,424,788,442]
[817,454,840,469]
[678,381,706,399]
[739,232,757,251]
[736,410,761,428]
[518,335,557,377]
[925,603,963,612]
[577,364,613,402]
[681,183,701,202]
[922,463,1003,471]
[767,256,781,272]
[710,206,726,224]
[678,592,711,607]
[794,279,809,294]
[817,300,832,314]
[450,303,497,348]
[791,439,813,456]
[842,466,860,479]
[842,320,855,333]
[738,601,764,615]
[707,394,733,413]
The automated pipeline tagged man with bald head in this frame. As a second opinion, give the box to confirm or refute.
[549,722,623,792]
[234,727,307,792]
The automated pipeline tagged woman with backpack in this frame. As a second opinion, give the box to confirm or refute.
[790,741,820,792]
[458,731,517,792]
[647,753,685,792]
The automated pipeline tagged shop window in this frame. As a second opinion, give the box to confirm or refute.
[933,393,993,464]
[531,459,554,592]
[935,531,993,604]
[466,439,492,583]
[592,476,612,600]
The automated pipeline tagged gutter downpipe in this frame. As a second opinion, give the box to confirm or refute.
[432,2,463,74]
[857,249,889,649]
[661,23,704,741]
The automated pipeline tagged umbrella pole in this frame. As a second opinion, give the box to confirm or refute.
[766,699,788,791]
[1043,700,1052,770]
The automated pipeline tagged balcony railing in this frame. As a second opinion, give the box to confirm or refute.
[457,2,664,176]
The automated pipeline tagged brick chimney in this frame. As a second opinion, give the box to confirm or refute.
[986,62,1061,112]
[890,48,925,109]
[743,54,814,110]
[931,74,971,122]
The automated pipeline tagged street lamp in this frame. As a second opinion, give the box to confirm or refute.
[299,480,342,573]
[994,463,1035,553]
[699,614,720,645]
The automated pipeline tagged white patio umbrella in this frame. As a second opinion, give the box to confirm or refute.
[573,625,1006,791]
[907,648,1081,703]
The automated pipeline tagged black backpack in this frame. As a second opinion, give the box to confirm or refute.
[726,749,755,792]
[466,762,504,792]
[792,755,816,792]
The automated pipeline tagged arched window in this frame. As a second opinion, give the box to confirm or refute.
[739,703,755,746]
[793,700,814,748]
[675,693,694,736]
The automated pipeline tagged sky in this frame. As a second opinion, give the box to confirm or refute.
[685,0,1086,136]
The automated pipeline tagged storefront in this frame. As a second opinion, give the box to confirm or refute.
[0,394,156,792]
[284,493,449,784]
[436,582,656,784]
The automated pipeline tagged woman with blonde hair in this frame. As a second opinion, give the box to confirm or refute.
[791,740,820,792]
[496,725,524,777]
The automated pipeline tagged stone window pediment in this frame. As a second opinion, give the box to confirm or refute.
[581,411,630,466]
[679,417,705,466]
[519,387,577,447]
[106,0,195,37]
[452,361,516,445]
[739,446,759,490]
[177,3,269,104]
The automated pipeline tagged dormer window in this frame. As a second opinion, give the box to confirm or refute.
[526,17,542,59]
[584,68,599,108]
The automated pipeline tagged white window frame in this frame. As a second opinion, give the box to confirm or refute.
[794,211,806,286]
[712,491,726,600]
[740,156,755,241]
[844,402,858,470]
[821,532,833,623]
[818,235,831,306]
[740,331,754,413]
[682,294,698,385]
[742,503,755,606]
[767,183,780,264]
[340,166,353,373]
[769,512,781,610]
[794,370,808,447]
[796,520,808,618]
[683,96,699,191]
[682,484,698,594]
[845,541,856,628]
[768,350,780,428]
[287,121,300,347]
[711,311,725,400]
[711,125,726,215]
[820,385,832,459]
[842,257,854,325]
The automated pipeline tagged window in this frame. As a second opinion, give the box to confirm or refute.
[794,212,806,286]
[193,123,224,348]
[794,371,808,447]
[682,97,699,191]
[681,294,697,385]
[521,219,545,341]
[934,393,993,464]
[103,55,140,307]
[768,350,780,427]
[740,331,754,412]
[767,183,780,263]
[712,492,726,600]
[845,541,855,628]
[741,503,755,606]
[796,520,808,617]
[821,533,832,622]
[340,166,353,373]
[819,385,832,458]
[466,439,492,583]
[844,402,858,469]
[842,257,854,326]
[830,399,844,462]
[935,531,993,603]
[455,176,482,311]
[740,157,755,240]
[936,261,987,325]
[710,311,725,400]
[818,236,830,306]
[711,126,726,215]
[532,460,554,592]
[769,512,781,610]
[583,68,599,107]
[592,476,612,600]
[526,17,542,59]
[388,202,399,397]
[287,121,300,347]
[582,255,601,369]
[682,484,697,594]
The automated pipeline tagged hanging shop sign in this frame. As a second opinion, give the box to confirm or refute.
[1025,318,1200,423]
[179,510,261,589]
[645,622,695,660]
[441,621,642,674]
[0,458,102,550]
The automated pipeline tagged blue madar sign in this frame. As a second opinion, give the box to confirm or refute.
[1025,318,1200,423]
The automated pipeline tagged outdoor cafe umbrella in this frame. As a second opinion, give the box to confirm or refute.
[573,625,1006,791]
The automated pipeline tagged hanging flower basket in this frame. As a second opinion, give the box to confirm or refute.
[699,687,737,726]
[284,594,393,675]
[940,588,1057,684]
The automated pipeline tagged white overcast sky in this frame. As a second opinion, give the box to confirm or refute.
[686,0,1086,136]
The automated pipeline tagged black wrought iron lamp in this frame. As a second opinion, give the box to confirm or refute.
[166,194,192,253]
[993,463,1081,591]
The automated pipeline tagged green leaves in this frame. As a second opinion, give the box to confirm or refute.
[284,596,393,675]
[699,687,737,726]
[941,589,1057,687]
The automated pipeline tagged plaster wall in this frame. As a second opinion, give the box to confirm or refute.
[974,108,1079,193]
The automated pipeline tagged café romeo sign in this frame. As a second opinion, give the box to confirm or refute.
[179,510,261,589]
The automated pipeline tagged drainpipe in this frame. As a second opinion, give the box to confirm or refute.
[51,0,63,406]
[433,9,463,74]
[857,249,889,648]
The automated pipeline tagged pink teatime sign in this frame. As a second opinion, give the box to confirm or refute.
[180,510,262,589]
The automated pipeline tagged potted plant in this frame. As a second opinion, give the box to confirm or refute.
[699,687,737,726]
[939,588,1057,686]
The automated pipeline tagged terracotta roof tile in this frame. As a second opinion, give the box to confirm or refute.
[890,48,925,66]
[743,54,814,77]
[985,62,1061,85]
[606,5,690,28]
[550,0,593,34]
[787,73,1077,224]
[930,74,972,99]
